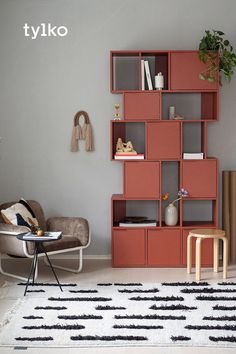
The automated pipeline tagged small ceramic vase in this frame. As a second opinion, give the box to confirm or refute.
[155,72,164,90]
[165,203,178,226]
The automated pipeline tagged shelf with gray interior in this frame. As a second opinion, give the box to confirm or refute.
[182,122,205,156]
[161,161,180,226]
[162,92,217,120]
[182,199,216,227]
[112,53,139,91]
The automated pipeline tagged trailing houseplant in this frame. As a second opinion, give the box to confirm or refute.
[198,30,236,85]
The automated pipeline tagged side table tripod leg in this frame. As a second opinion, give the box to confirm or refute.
[41,245,63,292]
[32,248,38,284]
[24,248,37,296]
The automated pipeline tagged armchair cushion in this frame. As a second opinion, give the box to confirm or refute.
[47,217,89,247]
[1,198,39,229]
[43,236,82,253]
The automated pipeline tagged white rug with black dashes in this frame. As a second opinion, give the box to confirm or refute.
[1,281,236,347]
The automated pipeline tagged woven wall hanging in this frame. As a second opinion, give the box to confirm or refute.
[70,111,94,152]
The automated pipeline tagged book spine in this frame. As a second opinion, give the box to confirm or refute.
[144,61,153,90]
[141,60,145,90]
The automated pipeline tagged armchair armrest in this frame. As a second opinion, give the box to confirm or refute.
[0,223,29,236]
[0,223,31,257]
[46,217,90,247]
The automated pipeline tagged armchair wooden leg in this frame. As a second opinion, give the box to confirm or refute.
[44,248,83,274]
[0,253,38,282]
[195,238,202,282]
[187,234,192,274]
[213,238,219,273]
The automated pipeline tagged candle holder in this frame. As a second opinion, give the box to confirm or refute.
[114,103,121,120]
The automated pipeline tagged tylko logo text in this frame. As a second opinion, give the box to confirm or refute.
[23,23,68,39]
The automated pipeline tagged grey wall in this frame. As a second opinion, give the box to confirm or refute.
[0,0,236,255]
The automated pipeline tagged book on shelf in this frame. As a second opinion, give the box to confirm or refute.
[114,154,144,160]
[183,153,204,159]
[144,61,153,90]
[22,231,62,241]
[119,222,157,227]
[119,217,157,227]
[141,60,145,90]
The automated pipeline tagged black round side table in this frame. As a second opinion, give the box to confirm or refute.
[17,233,63,296]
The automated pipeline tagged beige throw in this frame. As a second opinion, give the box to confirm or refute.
[70,111,93,152]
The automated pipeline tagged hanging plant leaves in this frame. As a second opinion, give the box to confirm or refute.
[198,29,236,85]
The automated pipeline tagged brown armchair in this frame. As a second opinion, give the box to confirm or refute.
[0,200,91,281]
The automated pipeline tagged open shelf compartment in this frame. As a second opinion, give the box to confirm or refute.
[141,52,169,90]
[112,198,160,227]
[161,161,180,226]
[182,121,206,158]
[162,92,218,121]
[182,199,217,227]
[111,121,145,160]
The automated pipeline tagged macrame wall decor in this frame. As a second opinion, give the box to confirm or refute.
[70,111,94,152]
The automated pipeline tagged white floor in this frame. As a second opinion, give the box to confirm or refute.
[0,258,236,354]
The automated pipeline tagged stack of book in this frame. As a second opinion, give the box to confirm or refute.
[119,216,157,227]
[114,153,144,160]
[183,153,204,160]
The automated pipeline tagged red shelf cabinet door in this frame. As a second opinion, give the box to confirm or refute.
[124,92,160,120]
[170,52,218,90]
[124,162,160,198]
[182,229,213,266]
[147,229,181,266]
[113,229,146,266]
[182,160,217,198]
[147,122,181,160]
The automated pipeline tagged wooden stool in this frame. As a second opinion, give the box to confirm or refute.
[187,229,228,282]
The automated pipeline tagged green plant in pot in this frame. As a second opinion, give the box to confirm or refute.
[198,30,236,85]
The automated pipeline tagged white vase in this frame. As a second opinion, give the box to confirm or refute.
[165,203,178,226]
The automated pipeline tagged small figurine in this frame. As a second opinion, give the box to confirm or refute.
[169,106,184,120]
[114,103,121,120]
[123,141,137,153]
[116,138,124,152]
[115,138,137,155]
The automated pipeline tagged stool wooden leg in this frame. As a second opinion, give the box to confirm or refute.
[213,238,219,273]
[223,237,228,279]
[187,235,192,274]
[196,238,202,282]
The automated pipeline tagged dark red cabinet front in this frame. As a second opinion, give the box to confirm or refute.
[113,229,146,266]
[170,52,218,90]
[182,160,217,198]
[147,229,181,266]
[147,122,181,160]
[124,92,160,120]
[124,162,160,198]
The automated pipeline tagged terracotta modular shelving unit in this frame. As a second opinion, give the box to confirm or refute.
[110,50,219,267]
